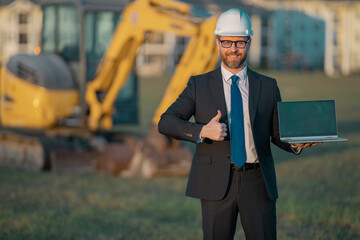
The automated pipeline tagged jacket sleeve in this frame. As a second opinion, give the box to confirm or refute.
[270,80,300,154]
[158,76,205,143]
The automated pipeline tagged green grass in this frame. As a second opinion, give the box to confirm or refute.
[276,149,360,240]
[0,150,359,239]
[1,71,360,239]
[0,169,201,240]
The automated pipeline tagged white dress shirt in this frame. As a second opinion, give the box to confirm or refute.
[221,63,259,163]
[198,64,301,156]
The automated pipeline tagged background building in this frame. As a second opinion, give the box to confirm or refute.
[0,0,42,66]
[267,9,326,71]
[0,0,359,77]
[245,0,360,76]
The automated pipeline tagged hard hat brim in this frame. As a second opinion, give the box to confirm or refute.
[214,30,254,36]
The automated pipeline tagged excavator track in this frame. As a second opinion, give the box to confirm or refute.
[0,131,46,171]
[0,130,91,171]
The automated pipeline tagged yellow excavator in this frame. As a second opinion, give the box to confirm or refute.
[0,0,219,174]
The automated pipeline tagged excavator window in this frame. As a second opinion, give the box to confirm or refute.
[83,11,138,124]
[42,6,56,53]
[85,11,120,81]
[40,2,138,125]
[42,4,79,62]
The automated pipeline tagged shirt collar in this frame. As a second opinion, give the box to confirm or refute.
[221,63,248,83]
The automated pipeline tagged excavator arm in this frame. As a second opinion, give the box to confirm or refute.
[152,16,219,125]
[85,0,219,130]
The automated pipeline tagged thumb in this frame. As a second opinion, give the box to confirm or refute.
[212,110,222,122]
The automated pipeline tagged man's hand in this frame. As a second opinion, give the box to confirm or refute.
[201,110,227,141]
[292,142,322,149]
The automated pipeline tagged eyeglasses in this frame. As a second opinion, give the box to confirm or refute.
[219,39,249,49]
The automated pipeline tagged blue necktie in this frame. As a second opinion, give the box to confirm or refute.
[231,75,247,168]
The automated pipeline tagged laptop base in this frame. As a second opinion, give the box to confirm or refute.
[281,137,348,144]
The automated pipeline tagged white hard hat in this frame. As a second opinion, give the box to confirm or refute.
[214,8,253,36]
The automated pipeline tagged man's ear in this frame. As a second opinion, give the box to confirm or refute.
[247,38,252,48]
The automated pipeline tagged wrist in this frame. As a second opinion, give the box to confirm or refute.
[197,127,206,144]
[200,125,207,139]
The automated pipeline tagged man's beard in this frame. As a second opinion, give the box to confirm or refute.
[221,51,247,69]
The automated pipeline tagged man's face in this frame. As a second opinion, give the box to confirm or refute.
[216,35,251,72]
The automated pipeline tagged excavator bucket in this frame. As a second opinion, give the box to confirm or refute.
[121,126,192,178]
[50,150,99,174]
[94,131,192,178]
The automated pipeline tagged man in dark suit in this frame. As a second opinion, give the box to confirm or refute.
[158,8,319,240]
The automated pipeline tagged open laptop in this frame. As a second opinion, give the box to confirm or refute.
[278,100,348,143]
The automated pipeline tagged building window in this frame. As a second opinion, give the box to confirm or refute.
[314,23,320,31]
[314,40,319,48]
[19,33,28,44]
[300,40,305,49]
[261,35,267,46]
[300,23,305,32]
[153,33,164,44]
[176,36,186,45]
[333,31,338,45]
[261,17,267,28]
[19,13,29,24]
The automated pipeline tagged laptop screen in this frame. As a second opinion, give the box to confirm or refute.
[278,100,338,138]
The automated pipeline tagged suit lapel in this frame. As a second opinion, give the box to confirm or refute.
[208,67,261,130]
[248,68,261,127]
[209,68,227,118]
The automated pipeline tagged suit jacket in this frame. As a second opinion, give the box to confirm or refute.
[158,67,294,201]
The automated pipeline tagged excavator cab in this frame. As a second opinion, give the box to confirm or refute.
[0,0,138,129]
[41,0,138,125]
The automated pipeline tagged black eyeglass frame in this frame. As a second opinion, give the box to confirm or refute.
[218,39,250,49]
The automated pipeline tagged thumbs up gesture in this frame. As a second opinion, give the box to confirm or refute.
[201,110,227,141]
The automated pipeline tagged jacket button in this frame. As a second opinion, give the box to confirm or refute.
[226,154,230,159]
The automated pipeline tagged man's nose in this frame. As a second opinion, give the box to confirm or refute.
[230,43,238,52]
